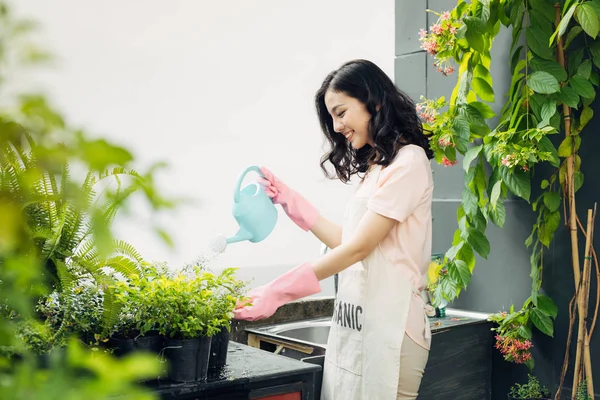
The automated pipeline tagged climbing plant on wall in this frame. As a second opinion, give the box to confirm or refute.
[419,0,599,397]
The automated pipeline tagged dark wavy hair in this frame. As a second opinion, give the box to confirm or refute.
[315,59,433,183]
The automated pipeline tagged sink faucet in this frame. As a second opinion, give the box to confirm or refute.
[320,243,338,295]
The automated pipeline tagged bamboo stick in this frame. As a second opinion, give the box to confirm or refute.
[554,5,584,398]
[583,206,596,397]
[573,210,593,396]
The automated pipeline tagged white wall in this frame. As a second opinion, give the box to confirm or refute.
[15,0,394,292]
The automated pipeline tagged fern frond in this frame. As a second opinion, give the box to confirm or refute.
[53,258,76,292]
[70,255,104,275]
[102,255,141,278]
[92,273,122,338]
[73,239,97,260]
[112,240,144,264]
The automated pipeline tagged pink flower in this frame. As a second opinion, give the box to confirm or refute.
[522,165,529,171]
[442,66,455,76]
[450,26,457,34]
[416,103,423,112]
[501,154,515,167]
[441,156,458,167]
[420,39,438,55]
[438,137,452,147]
[418,111,436,124]
[432,23,443,35]
[441,11,451,21]
[495,334,534,364]
[418,29,427,39]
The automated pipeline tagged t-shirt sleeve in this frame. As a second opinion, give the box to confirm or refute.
[367,148,431,223]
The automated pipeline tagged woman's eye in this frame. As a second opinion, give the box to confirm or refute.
[337,111,346,117]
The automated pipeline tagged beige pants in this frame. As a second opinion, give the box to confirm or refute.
[396,334,429,400]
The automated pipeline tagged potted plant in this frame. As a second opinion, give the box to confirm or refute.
[108,264,166,357]
[508,374,551,400]
[150,268,222,382]
[204,267,248,370]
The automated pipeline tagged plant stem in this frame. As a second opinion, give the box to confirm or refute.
[554,4,584,399]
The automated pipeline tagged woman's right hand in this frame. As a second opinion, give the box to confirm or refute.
[258,167,319,232]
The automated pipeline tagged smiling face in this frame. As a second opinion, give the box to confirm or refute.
[324,89,373,150]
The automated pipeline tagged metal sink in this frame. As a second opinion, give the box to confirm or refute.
[245,308,491,351]
[246,317,331,349]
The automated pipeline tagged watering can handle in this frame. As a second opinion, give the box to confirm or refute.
[233,165,264,203]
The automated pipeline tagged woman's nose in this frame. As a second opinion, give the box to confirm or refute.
[333,118,344,133]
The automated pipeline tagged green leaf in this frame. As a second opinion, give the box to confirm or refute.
[591,70,600,86]
[576,3,600,38]
[472,77,495,102]
[543,191,561,212]
[528,26,554,60]
[528,71,560,94]
[579,106,594,130]
[462,187,479,217]
[474,64,492,82]
[446,240,464,260]
[564,25,583,49]
[541,100,557,121]
[465,16,486,52]
[469,101,496,119]
[454,260,472,288]
[576,59,593,79]
[588,0,600,15]
[551,4,577,45]
[500,166,531,202]
[465,15,487,33]
[518,324,533,340]
[531,0,557,22]
[541,179,549,189]
[490,180,502,208]
[558,136,575,157]
[575,171,585,192]
[524,357,535,371]
[463,145,483,171]
[452,116,471,152]
[545,210,561,238]
[457,241,476,272]
[538,136,560,166]
[537,294,558,318]
[569,48,585,76]
[457,106,490,136]
[530,58,568,82]
[489,198,506,228]
[591,40,600,59]
[570,75,596,98]
[466,228,491,259]
[558,86,580,109]
[530,308,554,337]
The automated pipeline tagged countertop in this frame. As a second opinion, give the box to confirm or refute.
[145,342,320,399]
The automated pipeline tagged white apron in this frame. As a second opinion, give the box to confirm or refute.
[320,165,432,400]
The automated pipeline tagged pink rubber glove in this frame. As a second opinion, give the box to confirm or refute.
[233,262,321,321]
[258,167,319,232]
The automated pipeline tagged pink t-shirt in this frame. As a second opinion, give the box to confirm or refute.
[360,144,434,351]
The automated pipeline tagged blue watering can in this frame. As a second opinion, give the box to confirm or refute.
[209,166,278,253]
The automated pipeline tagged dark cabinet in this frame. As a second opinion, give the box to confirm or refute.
[418,321,494,399]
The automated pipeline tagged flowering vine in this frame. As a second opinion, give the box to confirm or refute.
[418,2,599,386]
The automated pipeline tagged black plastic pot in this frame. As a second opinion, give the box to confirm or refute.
[109,334,163,357]
[163,336,211,382]
[208,326,230,370]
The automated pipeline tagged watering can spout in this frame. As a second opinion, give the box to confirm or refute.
[226,228,253,245]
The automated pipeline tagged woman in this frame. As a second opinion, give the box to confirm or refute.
[234,59,435,400]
